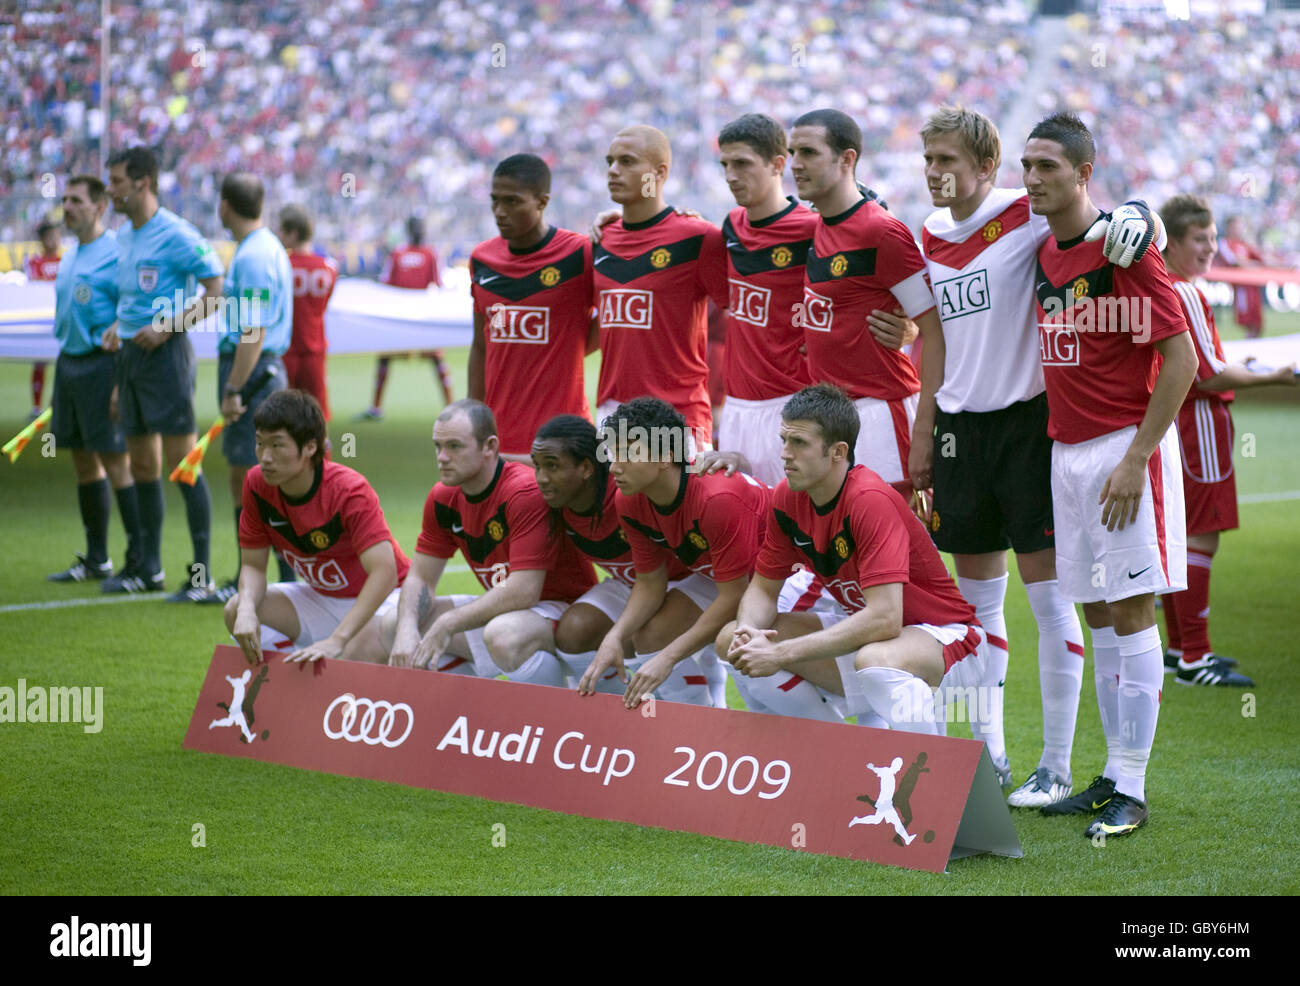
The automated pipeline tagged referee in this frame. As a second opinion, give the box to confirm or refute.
[46,175,144,584]
[102,146,224,600]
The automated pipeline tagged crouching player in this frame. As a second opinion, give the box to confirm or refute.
[579,398,769,709]
[226,390,409,664]
[384,399,595,685]
[718,385,985,733]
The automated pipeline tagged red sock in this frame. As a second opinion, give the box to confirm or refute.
[1162,588,1182,653]
[1179,550,1214,663]
[372,358,391,409]
[31,362,46,408]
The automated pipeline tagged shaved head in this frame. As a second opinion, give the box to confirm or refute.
[616,125,671,168]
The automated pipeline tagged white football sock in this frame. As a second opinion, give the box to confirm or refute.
[724,662,842,722]
[636,649,712,706]
[1090,625,1122,781]
[958,574,1008,767]
[556,649,627,694]
[697,646,728,708]
[504,650,567,689]
[1115,625,1163,803]
[1025,579,1084,779]
[856,666,940,735]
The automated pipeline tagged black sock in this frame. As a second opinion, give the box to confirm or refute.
[179,472,212,579]
[115,483,142,568]
[78,477,112,564]
[138,478,165,575]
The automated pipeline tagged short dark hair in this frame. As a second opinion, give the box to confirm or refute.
[781,384,859,454]
[68,175,107,203]
[600,397,689,465]
[36,214,58,235]
[438,398,497,447]
[221,172,264,220]
[1026,112,1095,168]
[493,154,552,196]
[718,113,787,163]
[107,146,159,190]
[792,109,862,163]
[253,390,327,466]
[1160,194,1215,243]
[407,215,425,245]
[279,204,313,241]
[534,414,607,529]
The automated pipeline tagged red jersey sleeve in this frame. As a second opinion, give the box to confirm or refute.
[340,482,398,556]
[880,219,934,318]
[697,224,731,313]
[504,486,561,571]
[1113,250,1190,347]
[699,491,759,582]
[616,499,672,575]
[415,487,458,558]
[238,476,271,550]
[850,491,911,588]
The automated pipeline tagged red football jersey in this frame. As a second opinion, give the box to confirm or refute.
[288,252,338,356]
[802,198,933,401]
[470,227,593,453]
[593,208,729,438]
[756,466,975,627]
[559,482,691,587]
[1170,275,1233,408]
[382,244,441,289]
[614,467,769,583]
[1034,220,1189,444]
[416,460,595,602]
[25,253,60,281]
[722,199,816,400]
[240,462,411,598]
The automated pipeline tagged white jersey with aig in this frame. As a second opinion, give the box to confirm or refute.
[922,187,1050,414]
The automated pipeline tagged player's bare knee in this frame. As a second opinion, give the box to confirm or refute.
[482,616,532,672]
[634,610,679,653]
[555,606,609,653]
[715,620,739,657]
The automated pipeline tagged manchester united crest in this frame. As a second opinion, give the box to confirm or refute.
[487,519,505,542]
[650,248,671,269]
[833,534,849,559]
[309,529,330,549]
[829,253,848,277]
[982,219,1002,243]
[1072,276,1090,299]
[688,531,708,550]
[771,245,793,268]
[930,510,941,533]
[539,266,560,287]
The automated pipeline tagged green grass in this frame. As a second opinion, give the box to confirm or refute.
[2,333,1299,895]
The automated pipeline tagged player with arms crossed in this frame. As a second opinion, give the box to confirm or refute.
[593,125,729,450]
[224,390,409,664]
[1024,113,1197,838]
[1159,194,1296,687]
[102,146,224,600]
[469,154,595,460]
[718,384,983,733]
[384,400,595,686]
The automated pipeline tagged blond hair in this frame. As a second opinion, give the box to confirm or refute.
[920,105,1001,175]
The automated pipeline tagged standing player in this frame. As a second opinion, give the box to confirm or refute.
[101,146,224,599]
[1218,216,1266,339]
[211,172,293,602]
[357,215,454,420]
[1159,194,1295,686]
[384,400,595,685]
[714,113,816,486]
[468,154,595,459]
[872,106,1162,805]
[580,398,768,709]
[788,109,944,497]
[45,176,144,585]
[277,205,337,419]
[593,125,729,450]
[24,216,62,421]
[1024,113,1197,838]
[225,390,408,665]
[718,385,984,733]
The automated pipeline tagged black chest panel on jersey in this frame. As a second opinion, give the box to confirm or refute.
[593,235,704,283]
[1034,258,1115,315]
[252,493,345,555]
[471,245,586,302]
[774,510,857,579]
[564,522,628,561]
[806,246,877,284]
[721,217,813,276]
[434,501,510,564]
[621,515,710,569]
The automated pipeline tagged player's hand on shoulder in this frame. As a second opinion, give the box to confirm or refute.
[589,209,621,244]
[1087,201,1156,268]
[672,206,703,220]
[693,450,750,477]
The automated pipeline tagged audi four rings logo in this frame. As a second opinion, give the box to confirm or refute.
[323,694,414,748]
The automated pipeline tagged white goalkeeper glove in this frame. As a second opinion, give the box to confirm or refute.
[1085,200,1158,268]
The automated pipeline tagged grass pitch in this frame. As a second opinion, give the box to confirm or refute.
[2,317,1299,894]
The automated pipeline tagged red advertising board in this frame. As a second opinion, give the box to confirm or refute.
[184,646,1020,873]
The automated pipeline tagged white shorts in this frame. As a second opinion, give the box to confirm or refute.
[1051,424,1187,604]
[717,393,792,488]
[273,582,401,647]
[596,399,713,456]
[449,596,569,678]
[853,393,918,486]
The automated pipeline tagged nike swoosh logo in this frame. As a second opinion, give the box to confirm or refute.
[1127,566,1152,579]
[725,240,742,250]
[793,537,813,548]
[452,524,464,534]
[1092,798,1111,810]
[478,274,498,284]
[594,255,611,265]
[269,520,287,527]
[1036,281,1051,294]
